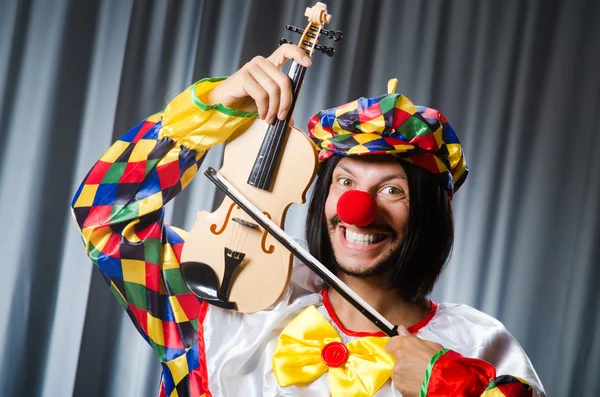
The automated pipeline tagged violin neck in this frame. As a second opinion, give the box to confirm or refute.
[247,61,307,191]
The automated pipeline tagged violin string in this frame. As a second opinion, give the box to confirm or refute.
[229,40,314,271]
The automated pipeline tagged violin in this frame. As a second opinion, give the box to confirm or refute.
[180,3,341,313]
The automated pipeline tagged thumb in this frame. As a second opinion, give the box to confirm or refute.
[396,325,410,336]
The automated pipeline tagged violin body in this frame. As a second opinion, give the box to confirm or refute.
[181,119,317,313]
[180,2,337,313]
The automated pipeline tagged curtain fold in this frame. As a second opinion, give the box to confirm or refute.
[0,0,598,395]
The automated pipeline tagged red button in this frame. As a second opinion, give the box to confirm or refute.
[321,342,349,367]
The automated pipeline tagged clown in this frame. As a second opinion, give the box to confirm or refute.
[71,44,545,396]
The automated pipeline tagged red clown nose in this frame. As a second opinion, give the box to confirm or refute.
[336,190,378,227]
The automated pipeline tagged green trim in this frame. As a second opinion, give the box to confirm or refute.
[420,348,451,397]
[190,77,259,118]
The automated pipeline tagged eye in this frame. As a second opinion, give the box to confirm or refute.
[337,177,353,188]
[382,186,404,197]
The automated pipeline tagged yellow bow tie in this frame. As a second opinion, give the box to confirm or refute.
[272,306,395,397]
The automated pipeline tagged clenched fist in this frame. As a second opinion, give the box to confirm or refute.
[385,326,444,397]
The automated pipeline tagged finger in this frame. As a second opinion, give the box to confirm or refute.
[267,43,312,69]
[246,60,280,124]
[397,325,410,336]
[385,336,403,354]
[239,70,269,120]
[255,56,293,120]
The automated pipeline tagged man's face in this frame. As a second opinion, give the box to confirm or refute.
[324,156,410,277]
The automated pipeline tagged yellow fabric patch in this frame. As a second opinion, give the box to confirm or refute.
[130,139,158,162]
[359,116,386,134]
[169,296,190,323]
[353,133,381,144]
[88,225,113,252]
[165,352,190,386]
[139,192,164,215]
[101,141,130,163]
[395,96,419,114]
[121,259,146,284]
[180,165,197,190]
[480,388,507,397]
[147,313,165,346]
[74,184,99,207]
[347,145,370,155]
[162,243,181,270]
[335,101,358,116]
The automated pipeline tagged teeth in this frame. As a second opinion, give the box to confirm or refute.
[344,229,385,245]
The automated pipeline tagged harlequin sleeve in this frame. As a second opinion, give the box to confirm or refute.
[71,77,257,396]
[420,349,540,396]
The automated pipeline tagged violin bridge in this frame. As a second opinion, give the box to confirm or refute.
[232,217,259,229]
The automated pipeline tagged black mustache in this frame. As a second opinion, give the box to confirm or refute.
[329,215,396,235]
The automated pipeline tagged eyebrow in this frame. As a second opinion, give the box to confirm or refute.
[336,163,407,183]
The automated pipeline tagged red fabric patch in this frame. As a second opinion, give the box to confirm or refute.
[102,233,121,258]
[392,108,412,129]
[83,205,112,228]
[427,351,496,396]
[177,293,203,320]
[359,104,384,122]
[171,241,184,263]
[188,371,206,397]
[133,121,156,143]
[129,304,149,335]
[307,115,320,136]
[411,133,440,152]
[157,161,181,190]
[497,382,533,396]
[383,137,411,146]
[197,302,212,397]
[419,107,440,120]
[86,161,112,184]
[145,262,162,292]
[408,153,441,174]
[158,381,166,397]
[162,320,184,349]
[136,221,162,240]
[119,161,147,183]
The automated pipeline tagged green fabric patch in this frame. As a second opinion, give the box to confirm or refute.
[102,162,127,184]
[378,94,399,115]
[143,238,161,264]
[398,116,430,140]
[164,268,192,295]
[110,283,129,310]
[112,201,140,223]
[125,281,147,310]
[145,159,160,175]
[190,77,259,118]
[150,339,167,362]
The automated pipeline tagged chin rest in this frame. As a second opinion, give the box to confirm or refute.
[180,261,237,310]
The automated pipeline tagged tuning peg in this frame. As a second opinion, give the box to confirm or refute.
[314,43,335,57]
[285,25,304,34]
[321,28,343,41]
[280,38,293,46]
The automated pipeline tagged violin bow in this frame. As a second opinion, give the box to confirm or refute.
[205,167,399,337]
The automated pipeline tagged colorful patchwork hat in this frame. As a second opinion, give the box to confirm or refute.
[307,79,468,196]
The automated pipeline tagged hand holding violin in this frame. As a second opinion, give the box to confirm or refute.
[208,44,313,124]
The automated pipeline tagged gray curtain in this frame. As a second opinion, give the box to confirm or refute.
[0,0,598,395]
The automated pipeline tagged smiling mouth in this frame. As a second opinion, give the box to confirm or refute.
[340,226,389,246]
